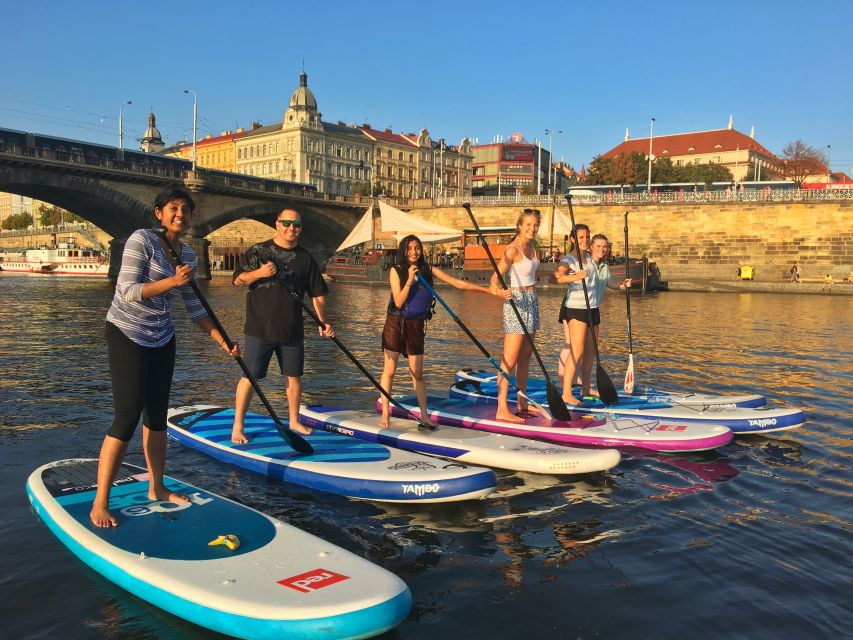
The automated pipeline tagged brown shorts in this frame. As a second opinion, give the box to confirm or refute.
[381,314,426,357]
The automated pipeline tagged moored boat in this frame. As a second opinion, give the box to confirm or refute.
[0,240,108,277]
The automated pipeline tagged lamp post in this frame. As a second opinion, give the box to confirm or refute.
[183,89,197,171]
[827,144,831,182]
[118,100,132,150]
[545,128,561,195]
[647,117,655,192]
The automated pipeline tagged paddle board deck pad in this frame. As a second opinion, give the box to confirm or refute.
[450,376,804,435]
[381,396,733,452]
[454,368,767,408]
[299,405,621,475]
[167,406,496,503]
[26,459,411,640]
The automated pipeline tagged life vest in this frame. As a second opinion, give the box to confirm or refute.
[387,264,435,319]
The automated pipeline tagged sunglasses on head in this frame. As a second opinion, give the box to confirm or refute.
[523,209,541,215]
[277,219,302,228]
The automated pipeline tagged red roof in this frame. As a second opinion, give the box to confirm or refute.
[602,129,778,160]
[359,126,418,147]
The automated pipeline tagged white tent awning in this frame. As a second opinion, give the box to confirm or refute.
[335,205,374,252]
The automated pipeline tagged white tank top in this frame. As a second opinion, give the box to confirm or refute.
[507,244,539,287]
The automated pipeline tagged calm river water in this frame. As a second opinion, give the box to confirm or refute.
[2,274,851,639]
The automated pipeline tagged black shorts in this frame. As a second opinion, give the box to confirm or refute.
[381,314,426,357]
[559,306,601,326]
[105,321,175,442]
[243,334,305,378]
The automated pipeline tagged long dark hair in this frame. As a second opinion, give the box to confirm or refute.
[396,235,429,271]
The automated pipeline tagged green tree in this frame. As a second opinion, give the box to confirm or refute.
[2,212,33,230]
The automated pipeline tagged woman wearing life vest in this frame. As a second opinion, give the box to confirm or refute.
[379,234,509,428]
[490,209,542,423]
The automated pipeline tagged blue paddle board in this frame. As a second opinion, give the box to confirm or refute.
[26,459,411,640]
[168,406,497,503]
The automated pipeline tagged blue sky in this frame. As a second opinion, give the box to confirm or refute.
[2,0,850,174]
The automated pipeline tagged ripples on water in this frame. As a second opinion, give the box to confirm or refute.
[1,275,851,639]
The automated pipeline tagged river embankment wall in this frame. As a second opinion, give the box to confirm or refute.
[407,200,853,283]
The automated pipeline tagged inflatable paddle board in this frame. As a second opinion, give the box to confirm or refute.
[450,374,804,434]
[26,459,411,640]
[299,405,621,475]
[167,406,496,503]
[454,368,767,408]
[381,395,733,452]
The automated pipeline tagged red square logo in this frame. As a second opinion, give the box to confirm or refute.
[656,424,687,431]
[278,569,350,593]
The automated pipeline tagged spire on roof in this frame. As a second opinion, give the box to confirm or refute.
[728,114,733,130]
[750,126,755,139]
[624,128,629,142]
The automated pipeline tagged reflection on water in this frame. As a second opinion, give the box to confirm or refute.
[2,275,852,639]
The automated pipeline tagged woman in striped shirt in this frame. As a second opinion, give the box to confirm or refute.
[90,187,237,528]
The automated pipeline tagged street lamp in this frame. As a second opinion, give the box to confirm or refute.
[827,144,831,182]
[545,128,562,195]
[183,89,197,171]
[647,117,655,192]
[118,100,132,149]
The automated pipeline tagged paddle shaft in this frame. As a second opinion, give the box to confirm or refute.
[415,273,552,418]
[624,211,634,354]
[153,229,312,453]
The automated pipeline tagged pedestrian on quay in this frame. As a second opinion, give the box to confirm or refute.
[379,234,509,427]
[790,261,801,283]
[554,229,629,405]
[822,274,833,292]
[230,208,334,443]
[90,187,238,528]
[489,209,542,423]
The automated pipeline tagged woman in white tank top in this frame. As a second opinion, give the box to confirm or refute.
[489,209,541,423]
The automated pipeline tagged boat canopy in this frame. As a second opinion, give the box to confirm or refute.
[335,202,461,252]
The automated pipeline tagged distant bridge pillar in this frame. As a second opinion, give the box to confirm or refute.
[183,236,211,280]
[108,237,127,279]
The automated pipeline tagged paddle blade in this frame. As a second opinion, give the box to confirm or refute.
[597,364,619,406]
[624,354,635,394]
[274,421,314,454]
[546,382,573,421]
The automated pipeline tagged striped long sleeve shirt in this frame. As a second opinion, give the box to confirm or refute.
[106,229,208,347]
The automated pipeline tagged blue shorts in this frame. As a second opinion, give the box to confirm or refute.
[242,334,304,379]
[503,289,540,334]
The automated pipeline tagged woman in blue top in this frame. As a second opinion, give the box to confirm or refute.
[90,187,237,528]
[379,234,508,427]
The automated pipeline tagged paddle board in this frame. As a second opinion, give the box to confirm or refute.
[454,368,767,408]
[450,375,804,434]
[380,395,733,452]
[299,405,621,475]
[26,459,411,640]
[167,406,496,503]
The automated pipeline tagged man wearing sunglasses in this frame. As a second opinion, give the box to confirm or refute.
[230,208,334,443]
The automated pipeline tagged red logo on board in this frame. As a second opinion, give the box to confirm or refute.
[278,569,350,593]
[656,425,687,431]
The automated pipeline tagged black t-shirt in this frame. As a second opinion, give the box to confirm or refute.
[233,241,328,344]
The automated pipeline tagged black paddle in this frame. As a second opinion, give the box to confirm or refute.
[563,195,619,406]
[414,273,553,419]
[623,211,635,394]
[461,203,572,422]
[152,227,314,454]
[246,245,437,431]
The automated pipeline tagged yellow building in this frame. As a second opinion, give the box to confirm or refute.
[164,127,248,172]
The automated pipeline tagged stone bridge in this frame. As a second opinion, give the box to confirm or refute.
[0,150,367,277]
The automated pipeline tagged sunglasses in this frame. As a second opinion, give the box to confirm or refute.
[523,209,541,215]
[277,219,302,228]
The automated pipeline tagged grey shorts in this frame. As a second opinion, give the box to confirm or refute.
[503,289,540,334]
[243,334,304,379]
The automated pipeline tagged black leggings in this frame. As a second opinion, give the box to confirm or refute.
[105,322,176,442]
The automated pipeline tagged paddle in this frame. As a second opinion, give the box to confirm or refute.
[563,195,619,406]
[414,273,553,419]
[460,203,572,422]
[245,245,437,431]
[152,227,313,454]
[623,211,635,394]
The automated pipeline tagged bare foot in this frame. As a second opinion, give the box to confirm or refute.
[418,417,439,430]
[516,404,541,416]
[562,394,582,406]
[379,412,390,428]
[90,504,117,528]
[148,488,189,504]
[496,410,525,424]
[231,425,249,444]
[289,421,312,436]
